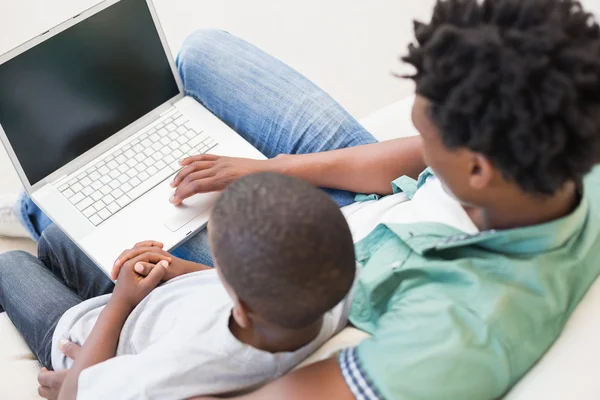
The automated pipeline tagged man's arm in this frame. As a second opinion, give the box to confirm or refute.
[172,136,425,204]
[192,358,355,400]
[271,136,424,195]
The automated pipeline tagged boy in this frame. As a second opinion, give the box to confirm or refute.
[0,172,357,399]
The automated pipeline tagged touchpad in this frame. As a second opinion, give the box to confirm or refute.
[164,193,219,232]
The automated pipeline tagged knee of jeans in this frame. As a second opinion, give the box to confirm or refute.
[38,224,69,261]
[177,30,231,79]
[0,251,36,277]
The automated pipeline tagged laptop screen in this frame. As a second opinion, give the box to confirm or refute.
[0,0,180,185]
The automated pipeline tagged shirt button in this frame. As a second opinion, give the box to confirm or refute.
[391,261,401,270]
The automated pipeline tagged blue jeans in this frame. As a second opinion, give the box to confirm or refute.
[3,30,376,366]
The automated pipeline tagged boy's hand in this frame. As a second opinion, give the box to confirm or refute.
[111,241,171,280]
[111,258,168,311]
[37,340,81,399]
[112,241,191,281]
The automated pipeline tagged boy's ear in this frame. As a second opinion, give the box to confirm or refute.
[469,153,495,190]
[232,300,252,329]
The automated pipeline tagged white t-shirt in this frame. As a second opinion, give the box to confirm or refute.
[52,269,352,400]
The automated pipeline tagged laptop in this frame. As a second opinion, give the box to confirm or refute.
[0,0,265,275]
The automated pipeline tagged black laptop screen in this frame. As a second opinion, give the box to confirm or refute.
[0,0,180,185]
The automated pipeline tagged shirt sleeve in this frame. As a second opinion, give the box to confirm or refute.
[338,291,512,400]
[75,338,256,400]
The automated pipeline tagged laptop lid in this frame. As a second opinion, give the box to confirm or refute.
[0,0,183,194]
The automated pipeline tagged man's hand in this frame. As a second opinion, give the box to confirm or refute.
[111,257,167,311]
[111,241,193,281]
[37,341,81,400]
[169,155,268,205]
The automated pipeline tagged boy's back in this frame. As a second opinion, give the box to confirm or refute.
[53,268,353,399]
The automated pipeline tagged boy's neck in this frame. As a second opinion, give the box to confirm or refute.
[468,180,580,231]
[229,315,323,353]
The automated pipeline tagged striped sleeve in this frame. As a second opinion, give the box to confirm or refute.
[338,347,383,400]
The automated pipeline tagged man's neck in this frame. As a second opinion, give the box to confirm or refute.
[468,181,579,231]
[229,315,323,353]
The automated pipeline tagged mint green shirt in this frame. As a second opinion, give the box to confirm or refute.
[340,167,600,400]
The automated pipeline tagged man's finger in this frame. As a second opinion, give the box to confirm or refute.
[134,262,155,276]
[59,339,82,360]
[141,260,168,289]
[170,161,215,188]
[179,154,218,167]
[171,177,220,205]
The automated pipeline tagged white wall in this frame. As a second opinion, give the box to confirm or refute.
[1,0,599,118]
[0,0,435,118]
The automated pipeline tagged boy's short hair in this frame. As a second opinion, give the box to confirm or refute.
[403,0,600,195]
[210,172,356,329]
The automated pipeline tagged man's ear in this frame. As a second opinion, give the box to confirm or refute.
[469,153,495,189]
[232,300,252,329]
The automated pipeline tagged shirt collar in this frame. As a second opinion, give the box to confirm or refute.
[383,194,589,256]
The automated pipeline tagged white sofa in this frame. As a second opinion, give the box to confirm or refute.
[1,96,599,399]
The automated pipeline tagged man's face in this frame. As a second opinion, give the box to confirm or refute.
[411,95,483,206]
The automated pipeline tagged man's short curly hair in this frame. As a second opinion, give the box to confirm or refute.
[403,0,600,195]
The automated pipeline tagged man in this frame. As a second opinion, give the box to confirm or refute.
[4,0,600,398]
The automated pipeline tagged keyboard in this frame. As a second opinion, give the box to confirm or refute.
[57,109,218,227]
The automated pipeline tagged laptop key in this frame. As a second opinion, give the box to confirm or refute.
[98,166,110,175]
[89,214,102,226]
[76,197,93,211]
[116,155,127,164]
[91,181,103,190]
[107,160,119,170]
[121,183,133,193]
[98,208,112,221]
[147,166,158,175]
[150,133,160,142]
[80,177,92,187]
[89,171,101,181]
[117,195,132,208]
[100,176,112,185]
[143,158,154,167]
[100,186,111,195]
[126,159,137,168]
[113,188,124,199]
[126,169,138,178]
[82,187,94,196]
[70,192,85,205]
[107,202,121,214]
[138,172,150,182]
[102,194,115,205]
[130,177,142,187]
[71,183,83,193]
[63,188,75,199]
[83,207,95,218]
[92,200,106,211]
[109,170,120,179]
[91,192,103,201]
[59,184,69,192]
[118,175,128,184]
[109,180,120,189]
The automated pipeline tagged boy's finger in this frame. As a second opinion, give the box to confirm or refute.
[142,261,168,289]
[38,385,51,399]
[114,249,171,279]
[134,241,164,249]
[134,262,155,276]
[59,338,82,360]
